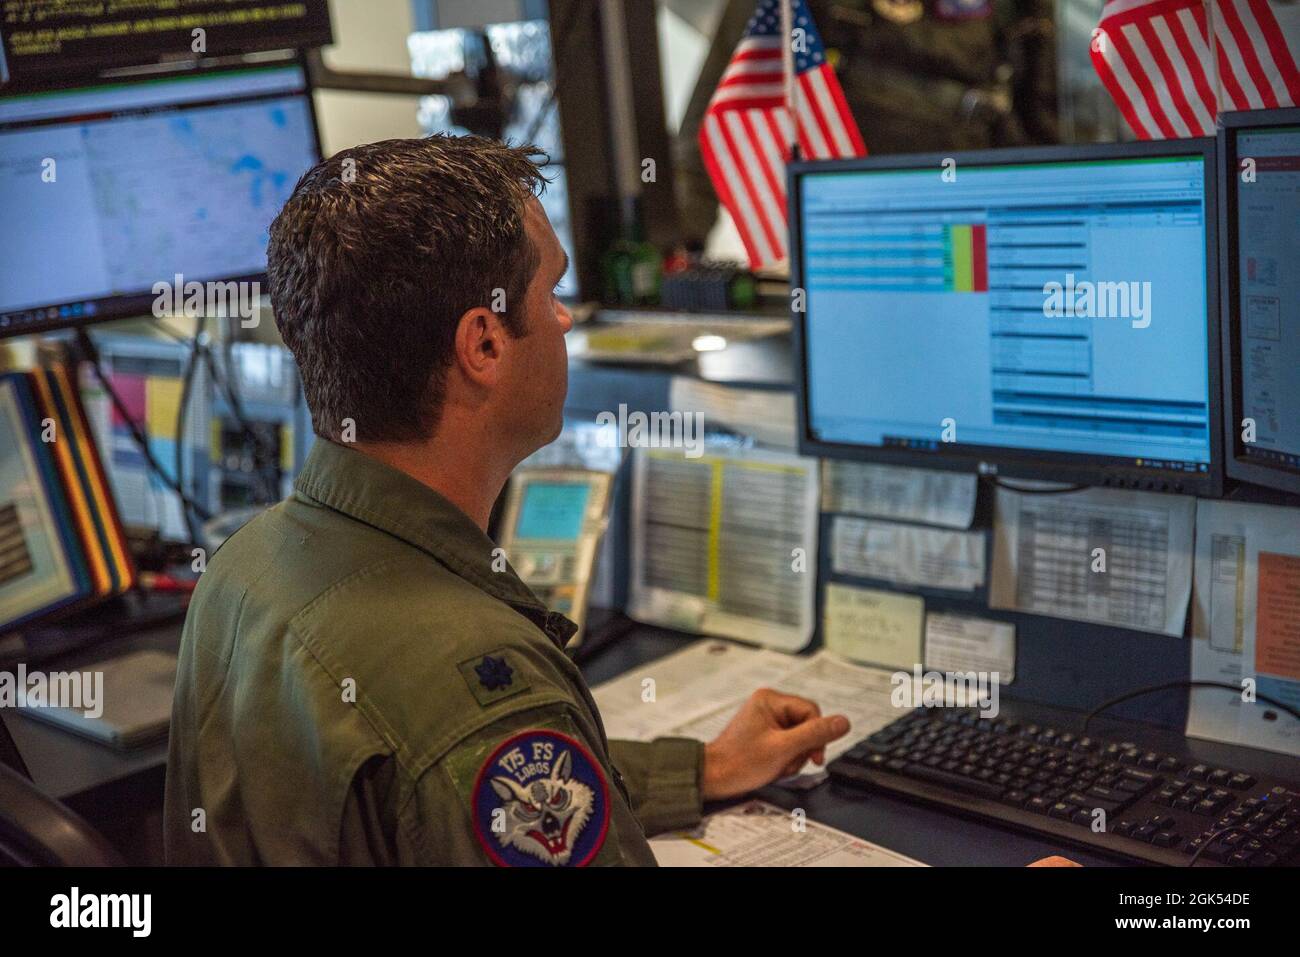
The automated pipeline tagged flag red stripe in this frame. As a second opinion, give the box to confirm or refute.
[1166,11,1219,124]
[709,95,785,112]
[1101,0,1198,28]
[698,122,766,267]
[742,110,787,210]
[798,72,837,158]
[1136,18,1201,133]
[1110,28,1180,136]
[1247,0,1300,101]
[1091,40,1153,138]
[763,110,792,171]
[823,61,868,154]
[1187,0,1248,109]
[1216,37,1252,109]
[719,75,785,88]
[1217,0,1280,107]
[719,72,785,87]
[715,112,784,256]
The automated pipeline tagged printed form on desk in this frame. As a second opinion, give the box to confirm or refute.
[651,800,927,867]
[591,640,905,777]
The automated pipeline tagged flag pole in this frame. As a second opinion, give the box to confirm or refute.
[781,0,799,161]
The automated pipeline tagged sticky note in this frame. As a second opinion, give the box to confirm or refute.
[822,583,923,669]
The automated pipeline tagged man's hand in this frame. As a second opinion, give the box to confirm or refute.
[701,688,850,801]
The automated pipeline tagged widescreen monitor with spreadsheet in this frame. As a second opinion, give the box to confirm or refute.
[790,139,1223,497]
[0,59,322,338]
[1219,108,1300,496]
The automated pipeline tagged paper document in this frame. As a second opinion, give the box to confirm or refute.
[591,640,798,742]
[924,612,1016,683]
[822,583,924,669]
[670,653,902,770]
[990,486,1194,636]
[669,377,796,449]
[831,516,985,592]
[1189,500,1300,757]
[594,641,906,777]
[652,800,926,867]
[628,446,819,651]
[822,461,977,529]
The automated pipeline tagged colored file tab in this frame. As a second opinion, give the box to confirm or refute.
[945,224,988,292]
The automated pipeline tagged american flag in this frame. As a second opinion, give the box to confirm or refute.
[699,0,867,271]
[1091,0,1300,138]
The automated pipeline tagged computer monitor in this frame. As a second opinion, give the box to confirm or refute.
[0,1,333,85]
[790,140,1222,496]
[1219,108,1300,496]
[0,59,322,338]
[497,469,612,644]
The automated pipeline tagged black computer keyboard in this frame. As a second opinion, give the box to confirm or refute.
[829,707,1300,866]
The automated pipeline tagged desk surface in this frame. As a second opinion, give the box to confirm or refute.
[581,626,1126,866]
[14,617,1299,866]
[6,623,178,800]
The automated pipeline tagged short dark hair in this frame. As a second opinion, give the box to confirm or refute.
[267,135,548,442]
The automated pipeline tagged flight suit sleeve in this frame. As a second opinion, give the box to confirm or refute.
[397,703,664,866]
[607,738,705,836]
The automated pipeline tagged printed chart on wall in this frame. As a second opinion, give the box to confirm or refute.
[1189,500,1300,757]
[991,485,1194,637]
[628,446,819,651]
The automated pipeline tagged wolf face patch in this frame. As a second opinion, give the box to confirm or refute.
[472,730,610,867]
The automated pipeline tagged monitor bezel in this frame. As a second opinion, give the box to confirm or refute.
[788,138,1223,497]
[0,53,324,340]
[1218,107,1300,497]
[0,1,333,87]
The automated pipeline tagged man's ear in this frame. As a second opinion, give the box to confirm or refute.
[453,305,508,385]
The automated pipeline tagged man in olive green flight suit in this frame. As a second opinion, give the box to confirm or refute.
[163,135,851,866]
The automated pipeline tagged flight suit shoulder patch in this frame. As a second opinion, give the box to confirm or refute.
[457,648,532,707]
[471,727,611,867]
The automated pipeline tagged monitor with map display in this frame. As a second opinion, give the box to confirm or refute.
[0,60,321,337]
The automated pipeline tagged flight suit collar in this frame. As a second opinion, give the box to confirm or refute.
[293,439,579,651]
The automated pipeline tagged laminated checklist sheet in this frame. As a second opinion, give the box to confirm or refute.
[651,800,926,867]
[1189,500,1300,757]
[628,446,819,651]
[990,485,1195,637]
[592,640,903,773]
